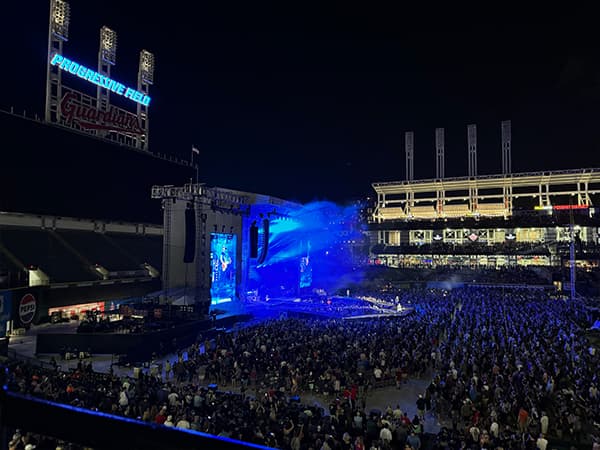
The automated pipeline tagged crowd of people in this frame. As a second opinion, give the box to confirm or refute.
[360,266,552,287]
[3,286,600,450]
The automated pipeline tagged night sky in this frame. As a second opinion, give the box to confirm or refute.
[2,3,600,211]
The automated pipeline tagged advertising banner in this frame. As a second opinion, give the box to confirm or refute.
[54,87,145,148]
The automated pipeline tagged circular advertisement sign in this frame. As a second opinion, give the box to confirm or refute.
[19,293,37,325]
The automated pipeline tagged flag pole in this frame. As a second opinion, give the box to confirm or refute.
[191,145,199,184]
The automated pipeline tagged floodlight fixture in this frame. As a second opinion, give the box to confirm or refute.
[50,0,70,41]
[100,26,118,65]
[139,49,155,85]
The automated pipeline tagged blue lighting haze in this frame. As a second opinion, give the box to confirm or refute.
[250,201,365,296]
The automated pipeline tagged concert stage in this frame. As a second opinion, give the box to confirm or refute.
[225,295,415,322]
[152,183,365,319]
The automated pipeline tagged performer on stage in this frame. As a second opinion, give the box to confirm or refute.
[220,246,232,272]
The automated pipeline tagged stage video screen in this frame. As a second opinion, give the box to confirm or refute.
[299,256,313,288]
[210,233,236,305]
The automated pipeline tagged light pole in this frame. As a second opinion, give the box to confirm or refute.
[568,196,576,301]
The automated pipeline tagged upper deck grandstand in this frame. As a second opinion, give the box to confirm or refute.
[368,168,600,273]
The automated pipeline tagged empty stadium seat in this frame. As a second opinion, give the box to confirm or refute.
[409,206,437,219]
[104,233,162,270]
[443,204,470,218]
[0,228,95,283]
[58,230,140,272]
[377,207,406,220]
[476,203,507,217]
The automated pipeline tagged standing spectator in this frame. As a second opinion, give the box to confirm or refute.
[155,406,167,425]
[518,407,529,433]
[406,431,421,450]
[490,420,499,439]
[176,416,190,429]
[536,433,548,450]
[416,394,426,420]
[354,436,365,450]
[379,424,392,448]
[540,412,549,436]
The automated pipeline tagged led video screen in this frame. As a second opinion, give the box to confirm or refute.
[210,233,236,304]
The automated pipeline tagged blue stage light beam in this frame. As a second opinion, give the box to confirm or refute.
[250,201,366,295]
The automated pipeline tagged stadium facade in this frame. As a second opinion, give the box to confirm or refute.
[368,168,600,269]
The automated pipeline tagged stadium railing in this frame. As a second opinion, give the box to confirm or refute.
[0,386,269,450]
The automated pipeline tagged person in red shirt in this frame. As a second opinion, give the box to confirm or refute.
[353,435,365,450]
[401,412,412,427]
[518,407,529,433]
[155,406,167,425]
[472,409,481,426]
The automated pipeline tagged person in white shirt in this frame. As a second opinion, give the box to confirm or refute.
[374,366,383,380]
[176,417,191,429]
[118,389,129,407]
[536,433,548,450]
[168,391,179,407]
[164,415,174,427]
[540,412,549,435]
[490,421,499,439]
[379,424,392,445]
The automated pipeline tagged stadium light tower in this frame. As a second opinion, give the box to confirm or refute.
[467,124,478,214]
[50,0,70,40]
[501,120,512,175]
[100,26,117,65]
[501,120,512,216]
[568,196,577,301]
[404,131,415,217]
[435,128,445,179]
[405,131,414,182]
[435,128,445,215]
[97,26,117,113]
[45,0,71,122]
[137,49,155,151]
